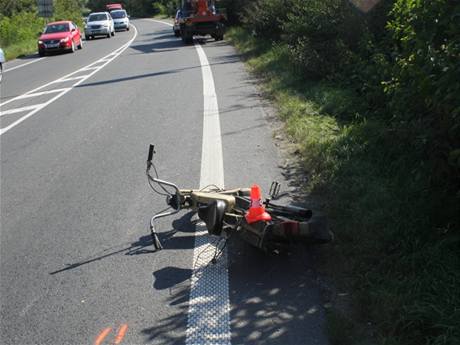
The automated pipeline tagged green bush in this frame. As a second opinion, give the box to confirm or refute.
[0,11,45,60]
[241,0,294,41]
[151,0,176,17]
[228,0,460,343]
[54,0,84,26]
[281,0,356,79]
[385,0,460,203]
[0,11,44,47]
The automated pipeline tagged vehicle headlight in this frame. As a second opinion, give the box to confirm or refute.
[102,24,109,27]
[38,40,43,44]
[60,37,69,43]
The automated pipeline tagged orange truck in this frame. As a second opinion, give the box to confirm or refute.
[179,0,225,43]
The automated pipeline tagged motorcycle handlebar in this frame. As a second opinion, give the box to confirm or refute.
[148,144,154,162]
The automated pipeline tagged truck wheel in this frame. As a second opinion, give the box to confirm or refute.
[181,32,193,44]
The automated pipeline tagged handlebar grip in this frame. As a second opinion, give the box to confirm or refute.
[148,144,154,162]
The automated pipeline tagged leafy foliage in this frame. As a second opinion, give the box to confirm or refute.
[0,11,44,47]
[241,0,294,41]
[55,0,86,26]
[282,0,357,79]
[229,0,460,344]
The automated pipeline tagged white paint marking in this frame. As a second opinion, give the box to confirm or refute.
[185,43,231,345]
[0,103,45,116]
[146,17,231,344]
[54,75,87,83]
[149,19,173,27]
[16,88,71,99]
[1,90,67,134]
[4,58,45,73]
[80,66,100,71]
[0,25,138,136]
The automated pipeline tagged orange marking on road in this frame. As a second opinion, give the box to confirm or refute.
[114,324,128,344]
[94,327,112,345]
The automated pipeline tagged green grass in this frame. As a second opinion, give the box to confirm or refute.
[3,39,39,60]
[227,27,460,345]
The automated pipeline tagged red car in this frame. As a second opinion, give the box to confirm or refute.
[38,21,83,57]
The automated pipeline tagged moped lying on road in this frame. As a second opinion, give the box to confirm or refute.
[146,145,333,255]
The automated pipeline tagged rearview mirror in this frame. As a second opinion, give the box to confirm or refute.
[38,32,42,36]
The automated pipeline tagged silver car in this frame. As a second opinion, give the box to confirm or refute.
[110,10,130,31]
[0,48,5,83]
[84,12,115,40]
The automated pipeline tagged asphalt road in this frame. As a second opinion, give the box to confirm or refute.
[0,19,329,345]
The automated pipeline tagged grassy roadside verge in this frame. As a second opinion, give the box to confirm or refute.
[2,39,39,60]
[227,27,459,345]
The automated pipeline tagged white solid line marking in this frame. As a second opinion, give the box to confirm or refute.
[149,19,173,27]
[16,88,71,99]
[146,17,231,344]
[185,43,231,345]
[4,58,45,73]
[0,103,45,116]
[0,25,138,136]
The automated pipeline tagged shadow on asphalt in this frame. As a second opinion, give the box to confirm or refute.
[74,32,239,89]
[153,266,192,290]
[48,211,197,275]
[75,58,239,88]
[227,238,328,344]
[48,234,155,275]
[130,39,183,54]
[141,284,189,345]
[143,236,328,345]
